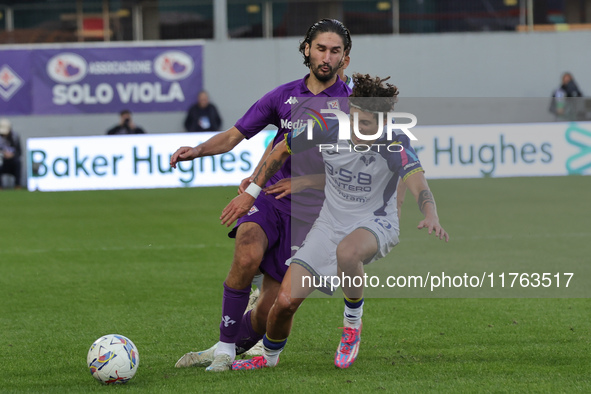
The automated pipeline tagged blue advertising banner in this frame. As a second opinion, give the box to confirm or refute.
[0,43,202,115]
[31,45,202,114]
[0,49,33,115]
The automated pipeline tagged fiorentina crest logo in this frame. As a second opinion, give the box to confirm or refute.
[327,99,340,110]
[0,65,24,101]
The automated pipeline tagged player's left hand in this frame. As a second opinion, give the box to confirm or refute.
[263,178,293,199]
[264,175,325,199]
[237,176,253,195]
[417,218,449,242]
[220,193,256,227]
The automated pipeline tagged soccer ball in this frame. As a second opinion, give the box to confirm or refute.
[87,334,139,384]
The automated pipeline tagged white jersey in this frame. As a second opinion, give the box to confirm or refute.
[286,122,423,294]
[288,121,423,229]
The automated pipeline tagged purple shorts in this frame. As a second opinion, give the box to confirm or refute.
[228,193,313,282]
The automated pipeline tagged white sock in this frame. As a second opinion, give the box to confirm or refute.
[214,341,236,358]
[344,299,364,328]
[263,345,283,367]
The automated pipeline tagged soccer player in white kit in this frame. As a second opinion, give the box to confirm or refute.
[221,74,449,370]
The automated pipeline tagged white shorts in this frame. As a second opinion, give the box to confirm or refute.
[291,212,399,294]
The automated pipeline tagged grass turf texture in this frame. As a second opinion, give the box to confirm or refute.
[1,176,590,392]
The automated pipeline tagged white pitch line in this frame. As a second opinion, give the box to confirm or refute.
[0,243,233,256]
[400,232,591,242]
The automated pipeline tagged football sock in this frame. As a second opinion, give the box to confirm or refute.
[251,273,263,290]
[219,282,251,345]
[344,297,364,328]
[262,334,287,367]
[214,341,236,359]
[234,310,264,355]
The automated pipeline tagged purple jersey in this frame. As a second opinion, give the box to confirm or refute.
[235,75,351,223]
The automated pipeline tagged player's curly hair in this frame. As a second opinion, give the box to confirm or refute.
[349,73,399,114]
[299,19,352,68]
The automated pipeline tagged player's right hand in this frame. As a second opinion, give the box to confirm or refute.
[220,193,255,227]
[170,146,197,168]
[417,217,449,242]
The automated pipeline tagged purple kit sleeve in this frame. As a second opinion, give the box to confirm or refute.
[234,90,279,139]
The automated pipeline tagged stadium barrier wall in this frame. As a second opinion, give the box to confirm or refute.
[412,121,591,178]
[26,121,591,192]
[26,131,274,192]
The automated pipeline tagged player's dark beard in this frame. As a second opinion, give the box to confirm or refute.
[312,63,337,82]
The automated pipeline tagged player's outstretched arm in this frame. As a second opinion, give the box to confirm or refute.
[220,140,291,226]
[403,172,449,242]
[170,127,245,168]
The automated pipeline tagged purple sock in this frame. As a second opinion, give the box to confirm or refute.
[235,310,264,354]
[219,282,251,343]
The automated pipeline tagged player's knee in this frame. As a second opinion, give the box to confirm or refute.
[336,243,362,270]
[274,291,299,317]
[232,251,262,272]
[233,226,267,271]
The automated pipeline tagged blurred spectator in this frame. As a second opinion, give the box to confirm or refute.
[106,110,146,135]
[0,118,22,190]
[550,72,584,119]
[184,91,222,132]
[558,72,583,98]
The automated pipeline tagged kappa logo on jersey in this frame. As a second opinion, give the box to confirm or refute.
[46,53,88,83]
[0,65,24,101]
[247,205,259,216]
[360,155,376,166]
[153,50,194,81]
[284,96,298,105]
[327,99,340,110]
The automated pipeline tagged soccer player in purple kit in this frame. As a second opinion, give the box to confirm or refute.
[170,18,353,372]
[223,74,449,371]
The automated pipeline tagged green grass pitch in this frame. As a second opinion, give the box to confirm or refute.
[1,176,590,392]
